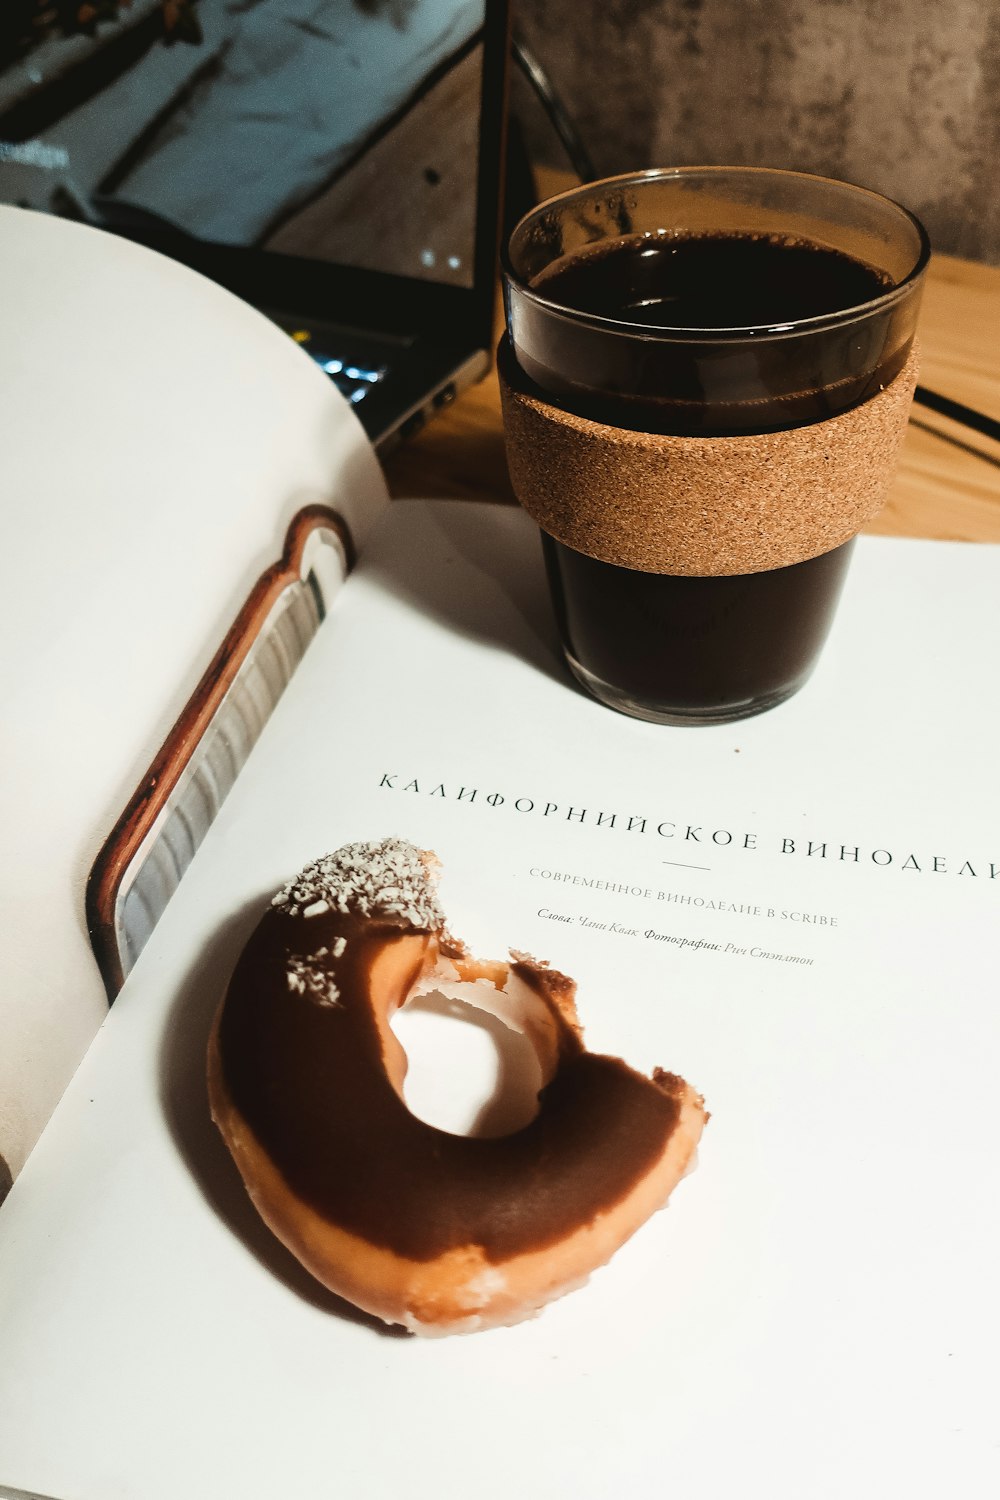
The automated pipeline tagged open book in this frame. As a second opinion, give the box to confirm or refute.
[0,204,388,1185]
[1,210,999,1499]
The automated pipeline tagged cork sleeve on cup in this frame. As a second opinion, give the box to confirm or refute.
[498,340,919,578]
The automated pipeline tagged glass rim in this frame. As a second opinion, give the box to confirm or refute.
[502,165,932,343]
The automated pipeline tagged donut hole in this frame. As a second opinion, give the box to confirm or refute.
[391,987,546,1138]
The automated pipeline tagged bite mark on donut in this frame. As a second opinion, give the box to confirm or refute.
[208,838,707,1335]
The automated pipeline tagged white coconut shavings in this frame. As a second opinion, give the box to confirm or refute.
[275,842,444,1009]
[286,949,341,1008]
[272,838,445,930]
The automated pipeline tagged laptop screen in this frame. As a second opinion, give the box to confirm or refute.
[0,1,497,306]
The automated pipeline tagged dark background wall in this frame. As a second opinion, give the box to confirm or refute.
[510,0,1000,265]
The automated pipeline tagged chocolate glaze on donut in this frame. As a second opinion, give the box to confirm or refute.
[208,839,706,1333]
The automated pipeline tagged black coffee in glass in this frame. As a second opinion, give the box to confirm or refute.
[502,168,929,725]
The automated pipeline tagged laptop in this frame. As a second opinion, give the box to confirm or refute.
[0,0,510,450]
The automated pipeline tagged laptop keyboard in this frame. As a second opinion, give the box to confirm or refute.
[289,329,388,406]
[313,351,388,406]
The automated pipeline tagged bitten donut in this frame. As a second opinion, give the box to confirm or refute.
[208,838,707,1335]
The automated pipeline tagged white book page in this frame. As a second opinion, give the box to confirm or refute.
[0,501,997,1500]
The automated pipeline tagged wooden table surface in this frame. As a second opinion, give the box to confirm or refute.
[384,247,1000,547]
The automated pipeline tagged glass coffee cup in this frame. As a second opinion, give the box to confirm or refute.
[500,167,930,725]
